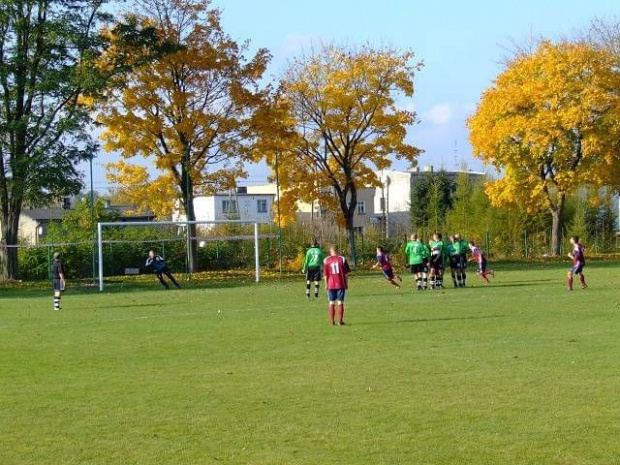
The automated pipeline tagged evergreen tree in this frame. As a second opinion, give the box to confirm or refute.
[410,171,455,235]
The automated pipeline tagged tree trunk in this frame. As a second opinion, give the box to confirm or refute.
[345,213,357,268]
[336,181,358,268]
[0,209,21,280]
[549,196,565,256]
[181,163,199,273]
[185,190,199,273]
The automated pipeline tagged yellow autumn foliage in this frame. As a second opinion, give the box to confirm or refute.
[106,162,177,218]
[257,45,422,232]
[97,0,270,219]
[468,41,620,213]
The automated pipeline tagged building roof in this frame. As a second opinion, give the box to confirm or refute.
[196,192,276,198]
[410,167,486,177]
[21,208,66,221]
[22,205,157,223]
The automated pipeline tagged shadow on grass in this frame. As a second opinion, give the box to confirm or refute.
[0,279,257,298]
[108,280,255,292]
[491,281,557,288]
[90,302,164,309]
[361,279,556,295]
[353,314,508,326]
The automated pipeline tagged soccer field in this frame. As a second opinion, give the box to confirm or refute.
[2,263,620,464]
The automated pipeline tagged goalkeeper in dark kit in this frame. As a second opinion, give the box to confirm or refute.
[145,250,181,289]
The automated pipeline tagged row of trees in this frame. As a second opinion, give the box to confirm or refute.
[2,0,620,279]
[0,0,182,279]
[1,0,422,279]
[468,32,620,255]
[411,171,617,257]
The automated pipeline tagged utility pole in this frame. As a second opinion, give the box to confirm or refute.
[385,174,391,239]
[454,139,458,170]
[275,147,283,274]
[185,147,192,279]
[90,155,96,284]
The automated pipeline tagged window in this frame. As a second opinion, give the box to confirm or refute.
[222,200,238,214]
[357,201,366,215]
[257,199,268,213]
[379,197,386,211]
[353,226,364,235]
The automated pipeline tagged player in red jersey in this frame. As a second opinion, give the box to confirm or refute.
[323,245,351,326]
[373,246,402,289]
[468,241,495,284]
[567,235,587,291]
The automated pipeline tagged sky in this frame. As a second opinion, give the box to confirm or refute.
[86,0,620,191]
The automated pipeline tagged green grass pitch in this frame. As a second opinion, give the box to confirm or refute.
[2,262,620,464]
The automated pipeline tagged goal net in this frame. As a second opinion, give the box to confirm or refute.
[96,220,278,291]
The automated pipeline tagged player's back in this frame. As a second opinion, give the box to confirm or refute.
[459,240,470,254]
[304,247,324,269]
[324,255,349,290]
[377,252,392,271]
[406,241,424,264]
[51,260,64,278]
[573,244,585,264]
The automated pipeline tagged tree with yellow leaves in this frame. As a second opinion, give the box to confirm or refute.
[98,0,271,271]
[468,41,620,255]
[260,45,421,265]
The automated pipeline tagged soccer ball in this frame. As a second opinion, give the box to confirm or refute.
[199,240,207,248]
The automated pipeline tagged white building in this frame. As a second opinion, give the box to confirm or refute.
[374,170,413,236]
[247,184,377,233]
[242,166,488,236]
[173,188,275,224]
[374,167,487,236]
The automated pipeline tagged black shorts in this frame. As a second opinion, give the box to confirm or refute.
[449,255,461,269]
[52,279,65,292]
[429,258,443,272]
[410,264,425,274]
[306,266,321,281]
[477,258,487,274]
[460,254,468,269]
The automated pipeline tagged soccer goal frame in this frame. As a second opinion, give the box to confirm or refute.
[96,219,263,291]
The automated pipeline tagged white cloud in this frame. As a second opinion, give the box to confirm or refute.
[425,103,454,125]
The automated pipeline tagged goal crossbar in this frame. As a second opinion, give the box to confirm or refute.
[97,219,263,291]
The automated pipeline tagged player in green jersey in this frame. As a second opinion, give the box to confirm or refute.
[404,234,426,291]
[446,234,471,287]
[454,234,470,287]
[428,232,445,289]
[302,239,326,299]
[421,239,431,290]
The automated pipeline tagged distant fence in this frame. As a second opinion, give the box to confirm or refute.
[2,225,619,281]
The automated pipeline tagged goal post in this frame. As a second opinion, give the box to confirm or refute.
[97,219,263,292]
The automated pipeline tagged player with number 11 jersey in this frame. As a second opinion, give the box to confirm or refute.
[323,245,350,326]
